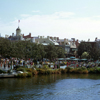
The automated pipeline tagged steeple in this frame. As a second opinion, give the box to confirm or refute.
[16,20,21,36]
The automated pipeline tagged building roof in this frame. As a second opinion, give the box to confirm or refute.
[23,33,33,39]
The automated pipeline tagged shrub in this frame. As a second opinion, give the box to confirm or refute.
[51,70,55,74]
[54,70,61,74]
[77,68,83,74]
[69,69,77,73]
[82,70,88,74]
[58,69,67,74]
[0,69,6,73]
[89,68,96,73]
[32,70,38,75]
[16,73,27,78]
[17,67,26,72]
[25,68,33,72]
[27,72,32,77]
[42,65,49,69]
[45,70,51,74]
[65,67,73,73]
[96,68,100,73]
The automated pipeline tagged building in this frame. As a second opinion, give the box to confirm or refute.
[8,26,24,41]
[7,27,36,43]
[35,36,59,45]
[57,38,79,57]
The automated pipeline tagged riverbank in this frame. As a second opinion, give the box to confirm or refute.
[0,66,100,78]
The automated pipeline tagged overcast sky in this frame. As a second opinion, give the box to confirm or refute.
[0,0,100,41]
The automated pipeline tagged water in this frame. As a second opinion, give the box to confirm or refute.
[0,74,100,100]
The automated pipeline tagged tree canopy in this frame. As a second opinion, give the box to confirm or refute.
[0,38,65,61]
[77,41,100,60]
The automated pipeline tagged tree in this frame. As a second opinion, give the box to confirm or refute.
[56,47,65,58]
[44,44,57,61]
[0,38,12,58]
[77,42,92,58]
[90,44,100,60]
[81,52,89,59]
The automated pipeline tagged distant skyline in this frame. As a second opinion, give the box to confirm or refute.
[1,0,100,41]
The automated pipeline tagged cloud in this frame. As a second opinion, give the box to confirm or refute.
[93,15,100,18]
[1,11,100,41]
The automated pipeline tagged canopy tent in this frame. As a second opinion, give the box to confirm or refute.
[72,58,80,61]
[70,56,75,59]
[81,59,87,61]
[65,58,70,60]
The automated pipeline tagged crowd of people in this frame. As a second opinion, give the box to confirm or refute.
[59,60,99,68]
[0,58,100,70]
[0,58,34,70]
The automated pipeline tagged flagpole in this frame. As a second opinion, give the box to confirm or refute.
[18,20,19,27]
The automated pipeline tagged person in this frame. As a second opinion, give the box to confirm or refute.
[67,62,68,67]
[4,63,6,69]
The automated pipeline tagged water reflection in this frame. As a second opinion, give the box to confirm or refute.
[0,74,100,100]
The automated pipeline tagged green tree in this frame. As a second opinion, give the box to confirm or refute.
[0,38,12,58]
[77,42,92,58]
[56,47,65,58]
[44,44,57,61]
[81,52,89,59]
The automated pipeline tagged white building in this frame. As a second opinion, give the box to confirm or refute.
[36,36,59,45]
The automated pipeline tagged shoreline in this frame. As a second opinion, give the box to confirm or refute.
[0,66,100,78]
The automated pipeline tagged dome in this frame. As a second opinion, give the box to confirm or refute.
[16,27,21,30]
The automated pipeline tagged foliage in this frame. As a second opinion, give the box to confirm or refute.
[81,52,89,59]
[0,38,64,60]
[17,67,26,72]
[58,68,67,74]
[16,73,27,78]
[32,70,38,75]
[77,41,100,60]
[0,69,6,73]
[42,65,49,69]
[77,42,92,58]
[27,72,32,77]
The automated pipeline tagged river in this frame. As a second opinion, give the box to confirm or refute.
[0,74,100,100]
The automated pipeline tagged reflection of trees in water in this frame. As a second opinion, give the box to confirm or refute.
[0,74,100,92]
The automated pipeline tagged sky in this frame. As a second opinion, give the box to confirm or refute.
[0,0,100,41]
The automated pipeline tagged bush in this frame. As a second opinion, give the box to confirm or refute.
[65,67,73,73]
[42,65,49,69]
[96,68,100,73]
[53,70,61,74]
[89,68,96,73]
[0,69,6,73]
[25,68,33,72]
[16,73,27,78]
[27,72,32,77]
[17,67,26,72]
[32,70,38,75]
[82,70,88,74]
[58,69,67,74]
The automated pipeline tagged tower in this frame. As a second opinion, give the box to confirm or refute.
[16,20,21,36]
[16,27,21,36]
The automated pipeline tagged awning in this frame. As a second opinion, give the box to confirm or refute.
[81,59,87,60]
[70,56,75,59]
